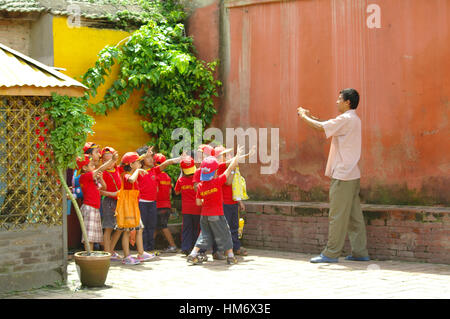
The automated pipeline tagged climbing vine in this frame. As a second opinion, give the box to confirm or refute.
[43,93,95,253]
[82,1,221,180]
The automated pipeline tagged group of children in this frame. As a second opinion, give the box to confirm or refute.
[72,141,253,266]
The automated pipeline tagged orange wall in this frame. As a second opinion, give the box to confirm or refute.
[52,16,150,157]
[188,0,450,205]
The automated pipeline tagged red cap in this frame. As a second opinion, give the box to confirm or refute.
[76,154,91,170]
[120,152,143,165]
[200,156,219,181]
[212,145,232,157]
[180,156,196,175]
[83,142,99,153]
[198,144,214,157]
[153,153,166,164]
[100,146,116,157]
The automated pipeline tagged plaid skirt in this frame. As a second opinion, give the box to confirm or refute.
[80,204,103,244]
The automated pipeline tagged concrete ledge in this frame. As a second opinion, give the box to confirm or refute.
[241,201,450,264]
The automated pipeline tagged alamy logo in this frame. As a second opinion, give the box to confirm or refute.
[171,120,279,175]
[367,4,381,29]
[67,4,81,28]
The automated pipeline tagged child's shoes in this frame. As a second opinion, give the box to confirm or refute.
[110,251,123,261]
[187,255,203,265]
[162,246,178,253]
[213,252,226,260]
[198,252,208,262]
[122,255,140,265]
[226,256,238,265]
[137,252,158,262]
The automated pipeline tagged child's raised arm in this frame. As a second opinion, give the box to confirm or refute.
[224,145,256,164]
[93,151,119,177]
[222,145,245,179]
[158,152,186,171]
[224,145,256,185]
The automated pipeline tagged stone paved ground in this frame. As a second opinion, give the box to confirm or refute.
[2,248,450,299]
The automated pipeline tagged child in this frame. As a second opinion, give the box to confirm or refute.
[83,142,101,168]
[215,145,254,257]
[135,146,182,254]
[192,144,215,260]
[71,142,101,200]
[99,146,123,261]
[118,152,155,265]
[77,151,117,252]
[187,145,245,265]
[154,153,178,253]
[192,144,214,191]
[174,156,202,256]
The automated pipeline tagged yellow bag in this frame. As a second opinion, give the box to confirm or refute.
[232,166,249,201]
[115,176,141,229]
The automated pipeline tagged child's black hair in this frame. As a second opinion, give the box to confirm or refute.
[136,145,149,156]
[122,164,132,172]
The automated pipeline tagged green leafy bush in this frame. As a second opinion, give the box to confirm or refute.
[83,6,221,181]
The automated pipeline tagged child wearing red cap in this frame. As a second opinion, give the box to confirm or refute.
[99,146,123,261]
[187,146,245,265]
[154,153,178,253]
[70,142,101,201]
[77,151,117,252]
[135,146,182,255]
[215,145,254,257]
[83,142,101,168]
[118,151,155,265]
[192,144,214,190]
[174,156,202,255]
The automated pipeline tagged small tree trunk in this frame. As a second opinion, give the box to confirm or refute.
[57,167,91,255]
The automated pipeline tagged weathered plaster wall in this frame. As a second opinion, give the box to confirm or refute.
[187,0,450,205]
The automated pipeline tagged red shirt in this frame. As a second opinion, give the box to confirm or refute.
[123,173,139,190]
[137,166,161,201]
[192,168,201,184]
[217,162,237,205]
[102,167,122,198]
[156,171,172,208]
[175,176,201,215]
[79,171,101,209]
[196,174,227,216]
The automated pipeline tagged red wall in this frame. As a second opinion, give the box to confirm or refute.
[187,0,450,205]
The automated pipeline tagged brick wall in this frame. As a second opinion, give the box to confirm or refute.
[242,201,450,264]
[0,225,66,293]
[0,19,31,55]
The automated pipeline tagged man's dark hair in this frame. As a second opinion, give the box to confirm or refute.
[122,164,132,172]
[340,88,360,109]
[136,145,149,156]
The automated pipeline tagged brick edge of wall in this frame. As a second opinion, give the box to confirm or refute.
[241,201,450,265]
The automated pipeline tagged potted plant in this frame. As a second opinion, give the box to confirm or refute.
[43,93,111,287]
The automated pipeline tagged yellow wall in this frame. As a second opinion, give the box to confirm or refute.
[52,16,150,157]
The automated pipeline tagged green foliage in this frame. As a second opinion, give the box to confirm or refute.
[83,3,221,181]
[103,0,187,31]
[42,94,95,170]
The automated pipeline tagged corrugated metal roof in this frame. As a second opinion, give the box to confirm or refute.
[0,42,87,90]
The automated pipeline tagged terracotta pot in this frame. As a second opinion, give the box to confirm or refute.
[74,251,111,287]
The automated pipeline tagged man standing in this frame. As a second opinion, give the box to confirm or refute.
[297,88,370,263]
